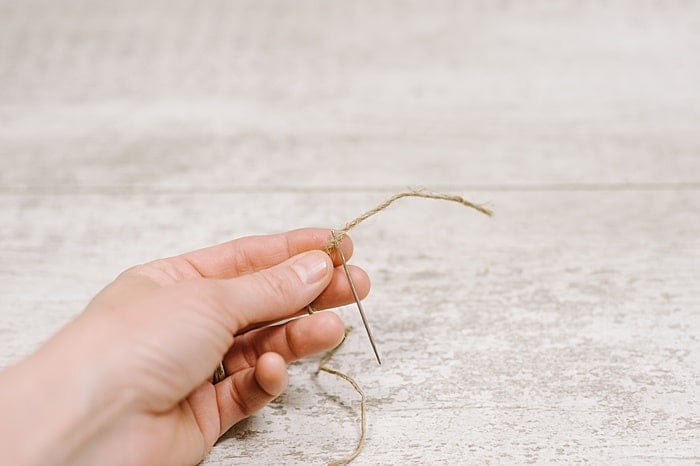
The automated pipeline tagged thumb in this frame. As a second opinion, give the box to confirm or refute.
[218,249,334,334]
[99,250,334,410]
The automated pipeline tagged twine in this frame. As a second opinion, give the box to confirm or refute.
[314,325,366,466]
[325,188,492,253]
[306,189,491,465]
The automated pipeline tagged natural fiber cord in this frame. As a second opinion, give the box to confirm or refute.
[314,189,491,465]
[316,327,366,466]
[326,188,492,252]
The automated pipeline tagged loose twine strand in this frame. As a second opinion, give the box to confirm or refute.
[311,189,492,465]
[313,325,366,466]
[325,188,493,253]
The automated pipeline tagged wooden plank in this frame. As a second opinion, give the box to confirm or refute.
[0,1,698,464]
[1,190,697,463]
[1,1,699,188]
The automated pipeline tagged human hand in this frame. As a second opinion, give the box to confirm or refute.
[0,228,369,466]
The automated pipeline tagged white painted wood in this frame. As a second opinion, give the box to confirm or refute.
[0,1,698,464]
[1,191,698,464]
[1,1,699,188]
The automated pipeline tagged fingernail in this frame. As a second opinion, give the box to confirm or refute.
[292,252,330,285]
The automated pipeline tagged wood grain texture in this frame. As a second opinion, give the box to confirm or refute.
[0,1,699,465]
[1,191,698,464]
[1,0,699,189]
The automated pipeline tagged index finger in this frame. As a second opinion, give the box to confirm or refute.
[175,228,355,279]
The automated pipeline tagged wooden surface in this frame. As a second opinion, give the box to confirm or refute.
[1,1,698,464]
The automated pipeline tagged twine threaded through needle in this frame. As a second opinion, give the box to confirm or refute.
[310,189,491,465]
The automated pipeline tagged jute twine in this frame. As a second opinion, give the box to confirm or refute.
[325,189,492,253]
[312,189,492,465]
[308,320,366,466]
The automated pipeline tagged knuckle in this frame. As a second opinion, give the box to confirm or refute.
[230,378,258,418]
[229,388,251,417]
[231,242,256,275]
[240,342,260,369]
[117,263,148,280]
[118,259,189,284]
[255,269,296,303]
[284,323,302,360]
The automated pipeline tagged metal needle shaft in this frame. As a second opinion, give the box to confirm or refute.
[331,230,382,365]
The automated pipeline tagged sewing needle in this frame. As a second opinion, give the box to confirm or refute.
[331,229,382,365]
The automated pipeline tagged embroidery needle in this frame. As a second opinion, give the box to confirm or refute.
[331,229,382,365]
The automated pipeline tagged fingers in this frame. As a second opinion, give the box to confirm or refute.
[112,229,360,311]
[229,262,370,336]
[224,311,345,376]
[215,314,345,435]
[214,304,346,436]
[216,250,335,333]
[215,352,288,434]
[174,228,355,279]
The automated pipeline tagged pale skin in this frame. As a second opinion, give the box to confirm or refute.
[0,228,370,466]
